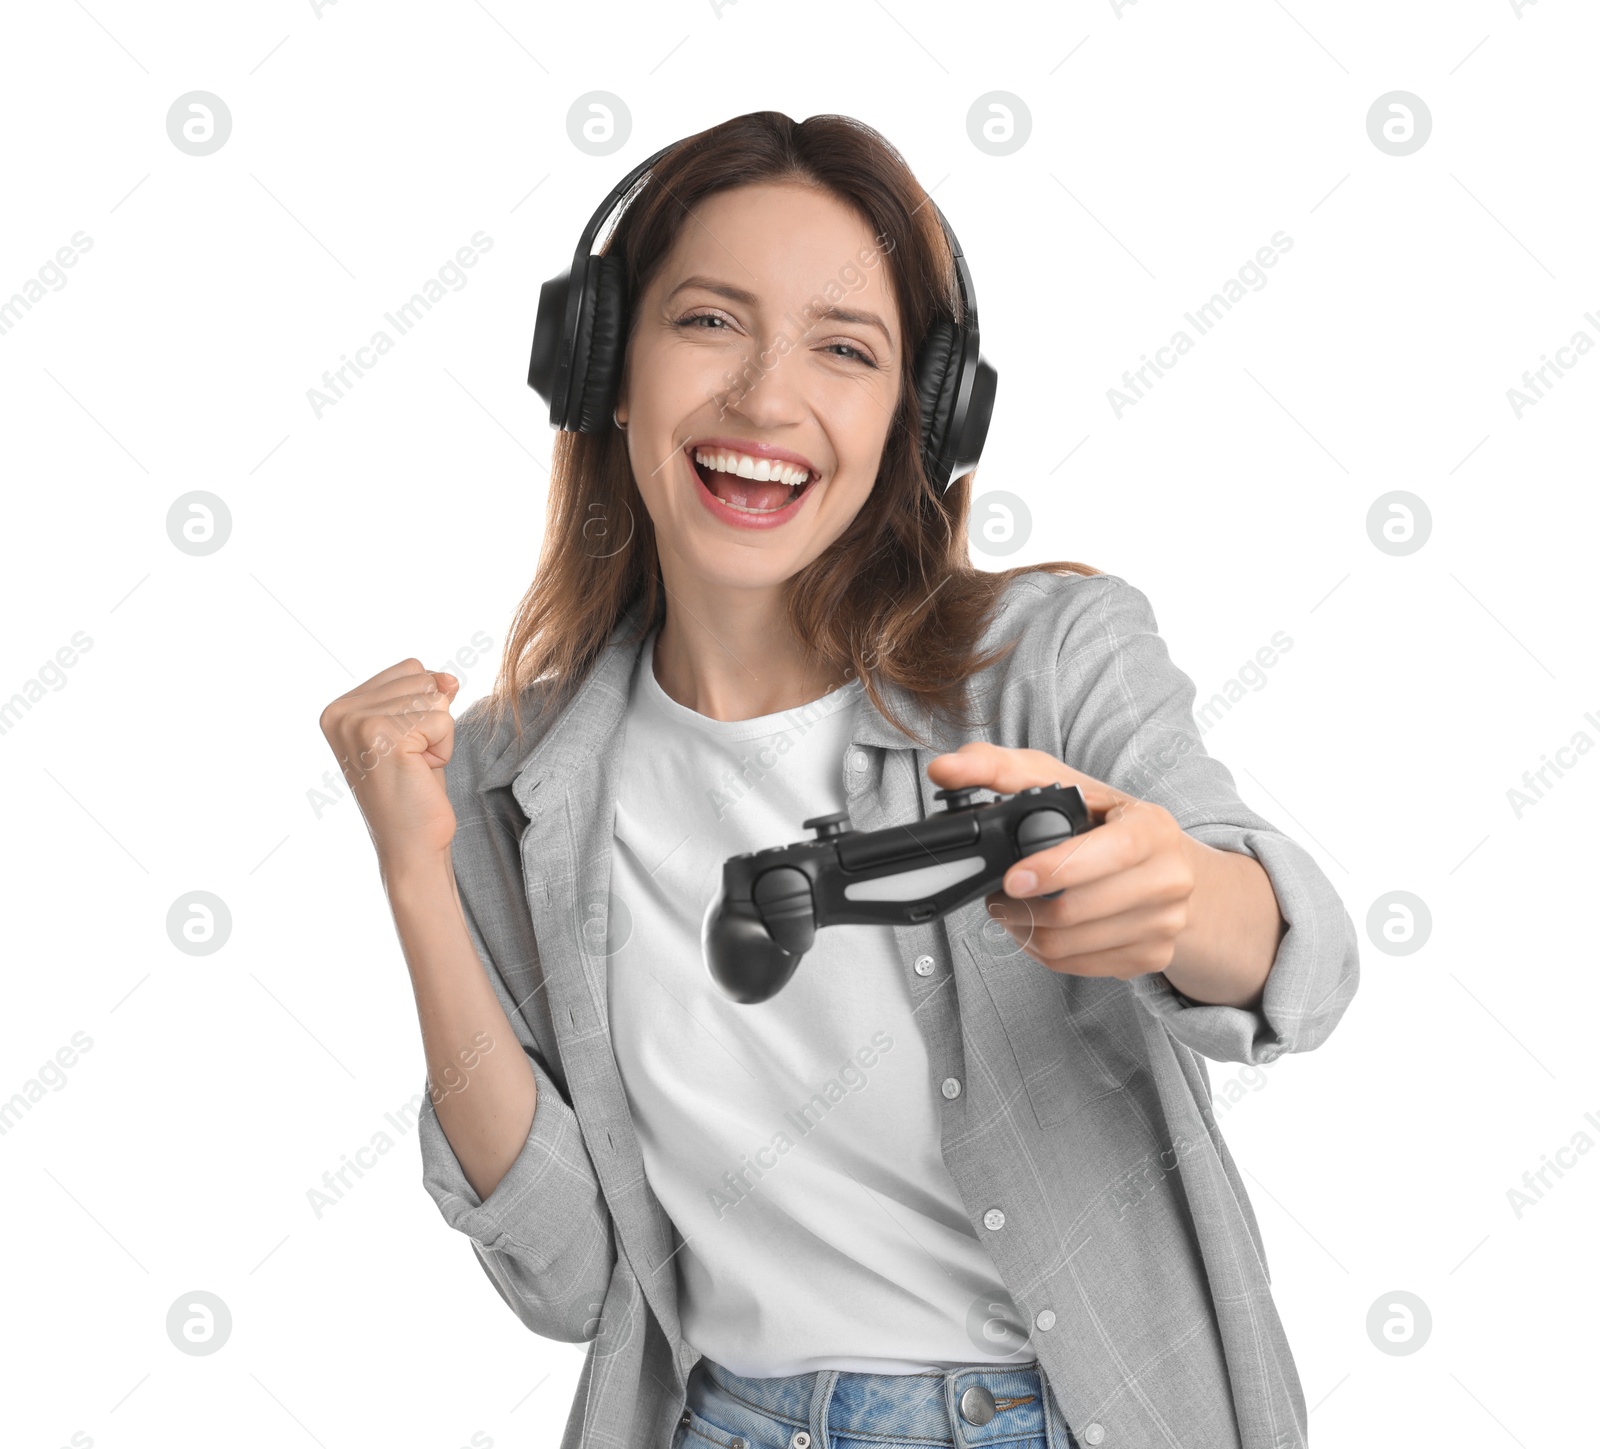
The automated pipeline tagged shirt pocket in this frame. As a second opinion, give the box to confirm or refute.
[960,935,1143,1131]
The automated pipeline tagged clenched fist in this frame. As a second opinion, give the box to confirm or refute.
[319,659,461,876]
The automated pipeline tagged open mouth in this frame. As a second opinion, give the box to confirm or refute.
[687,445,817,515]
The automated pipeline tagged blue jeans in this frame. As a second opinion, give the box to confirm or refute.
[675,1356,1082,1449]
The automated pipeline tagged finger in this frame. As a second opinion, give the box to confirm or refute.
[927,741,1130,816]
[382,705,457,765]
[923,741,1058,792]
[1035,940,1165,980]
[337,704,457,773]
[349,657,436,694]
[1000,900,1186,968]
[354,680,455,719]
[1007,795,1181,897]
[323,665,457,733]
[371,668,458,701]
[991,855,1190,934]
[1003,816,1145,898]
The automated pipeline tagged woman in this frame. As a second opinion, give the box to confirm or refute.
[320,112,1359,1449]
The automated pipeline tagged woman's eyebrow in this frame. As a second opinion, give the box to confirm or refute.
[666,275,893,350]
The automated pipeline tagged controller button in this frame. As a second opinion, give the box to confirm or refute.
[933,786,985,812]
[753,867,812,907]
[752,866,818,958]
[1015,809,1073,853]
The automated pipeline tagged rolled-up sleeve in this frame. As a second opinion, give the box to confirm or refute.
[416,732,618,1342]
[418,1044,616,1342]
[1053,574,1360,1064]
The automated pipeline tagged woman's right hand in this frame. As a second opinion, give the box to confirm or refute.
[319,659,462,874]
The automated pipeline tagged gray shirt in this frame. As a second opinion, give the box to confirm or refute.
[416,567,1360,1449]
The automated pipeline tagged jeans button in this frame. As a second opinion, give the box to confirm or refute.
[959,1384,997,1425]
[791,1435,812,1449]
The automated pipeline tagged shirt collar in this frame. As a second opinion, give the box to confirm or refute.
[474,597,966,799]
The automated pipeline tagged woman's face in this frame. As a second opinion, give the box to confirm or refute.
[613,180,904,591]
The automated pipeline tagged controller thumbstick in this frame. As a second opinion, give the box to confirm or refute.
[933,787,985,812]
[803,811,852,839]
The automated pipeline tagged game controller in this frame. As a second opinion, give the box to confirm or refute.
[701,784,1098,1004]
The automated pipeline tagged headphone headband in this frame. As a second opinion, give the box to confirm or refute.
[527,132,996,492]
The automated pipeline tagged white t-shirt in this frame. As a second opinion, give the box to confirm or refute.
[605,622,1035,1375]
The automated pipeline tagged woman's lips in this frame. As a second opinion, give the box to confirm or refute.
[686,445,818,530]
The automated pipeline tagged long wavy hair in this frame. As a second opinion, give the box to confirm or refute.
[485,110,1098,750]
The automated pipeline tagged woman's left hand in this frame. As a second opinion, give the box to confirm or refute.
[925,740,1202,982]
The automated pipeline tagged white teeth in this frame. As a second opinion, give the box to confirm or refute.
[693,446,811,489]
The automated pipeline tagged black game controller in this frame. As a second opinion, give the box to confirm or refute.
[701,784,1098,1004]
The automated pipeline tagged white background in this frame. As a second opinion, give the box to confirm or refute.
[1,1,1594,1446]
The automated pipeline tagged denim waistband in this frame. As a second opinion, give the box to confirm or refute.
[690,1356,1072,1448]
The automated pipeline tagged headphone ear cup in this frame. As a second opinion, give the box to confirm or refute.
[913,319,959,485]
[573,253,629,432]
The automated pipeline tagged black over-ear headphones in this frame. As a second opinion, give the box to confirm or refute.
[526,137,997,493]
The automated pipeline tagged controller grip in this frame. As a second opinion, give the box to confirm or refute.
[701,888,805,1005]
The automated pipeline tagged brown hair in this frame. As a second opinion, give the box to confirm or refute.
[486,110,1098,751]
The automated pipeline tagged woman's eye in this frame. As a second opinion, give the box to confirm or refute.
[824,341,875,367]
[677,314,875,367]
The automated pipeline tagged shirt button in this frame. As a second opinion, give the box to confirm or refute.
[941,1077,962,1099]
[850,749,869,771]
[1083,1423,1106,1445]
[914,954,935,976]
[1035,1308,1056,1330]
[982,1207,1005,1231]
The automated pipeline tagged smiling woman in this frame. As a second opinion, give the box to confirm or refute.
[497,110,1096,738]
[318,109,1359,1449]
